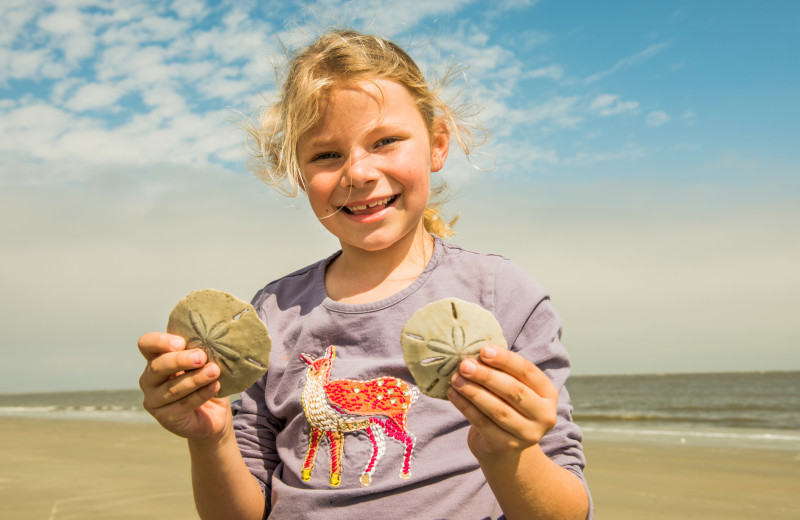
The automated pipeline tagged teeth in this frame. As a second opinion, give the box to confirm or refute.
[347,196,393,211]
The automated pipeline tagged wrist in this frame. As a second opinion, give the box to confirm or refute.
[188,422,236,454]
[475,443,544,473]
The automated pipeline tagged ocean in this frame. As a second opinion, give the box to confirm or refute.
[568,371,800,450]
[1,371,798,450]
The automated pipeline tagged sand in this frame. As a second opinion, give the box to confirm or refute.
[0,418,197,520]
[584,440,800,519]
[1,418,799,519]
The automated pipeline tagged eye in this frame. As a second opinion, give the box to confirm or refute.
[311,151,340,162]
[376,136,400,148]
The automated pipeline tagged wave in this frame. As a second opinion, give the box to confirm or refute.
[582,426,800,443]
[0,404,151,422]
[574,412,800,430]
[0,406,58,414]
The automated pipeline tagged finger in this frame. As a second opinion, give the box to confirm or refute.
[145,362,220,412]
[456,355,547,420]
[138,332,186,361]
[447,385,522,449]
[477,346,559,401]
[150,380,223,432]
[139,348,208,390]
[450,366,545,442]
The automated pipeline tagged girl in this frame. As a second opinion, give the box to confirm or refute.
[138,29,591,520]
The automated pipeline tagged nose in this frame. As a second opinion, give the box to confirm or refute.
[341,149,380,188]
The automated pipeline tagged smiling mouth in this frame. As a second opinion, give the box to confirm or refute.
[341,194,399,215]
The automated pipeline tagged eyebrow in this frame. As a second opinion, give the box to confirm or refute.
[302,120,408,151]
[303,137,337,150]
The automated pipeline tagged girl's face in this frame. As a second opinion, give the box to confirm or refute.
[298,78,449,254]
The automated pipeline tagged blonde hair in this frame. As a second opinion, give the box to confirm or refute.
[246,29,483,238]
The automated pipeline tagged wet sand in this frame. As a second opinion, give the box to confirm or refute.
[1,417,799,519]
[583,439,800,519]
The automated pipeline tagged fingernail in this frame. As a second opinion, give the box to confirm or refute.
[460,358,477,376]
[482,345,497,360]
[204,364,218,377]
[451,374,466,389]
[446,387,460,402]
[191,350,205,366]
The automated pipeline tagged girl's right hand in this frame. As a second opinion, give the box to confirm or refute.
[138,332,232,441]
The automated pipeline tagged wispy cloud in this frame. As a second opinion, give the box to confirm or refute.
[564,146,648,166]
[1,0,675,189]
[584,42,670,84]
[588,94,639,116]
[526,65,563,81]
[646,110,670,127]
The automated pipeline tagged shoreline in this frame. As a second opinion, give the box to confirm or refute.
[1,417,799,519]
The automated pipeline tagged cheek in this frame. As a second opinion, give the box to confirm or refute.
[304,182,332,215]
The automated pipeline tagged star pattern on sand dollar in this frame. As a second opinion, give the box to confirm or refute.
[420,302,488,379]
[187,310,242,375]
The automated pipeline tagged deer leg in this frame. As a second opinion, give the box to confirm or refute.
[360,420,387,487]
[385,420,415,480]
[301,427,322,482]
[327,430,344,487]
[399,432,414,480]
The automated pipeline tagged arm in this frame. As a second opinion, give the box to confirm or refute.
[138,332,266,520]
[188,427,266,520]
[448,345,589,520]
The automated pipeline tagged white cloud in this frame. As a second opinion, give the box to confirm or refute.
[171,0,208,20]
[4,48,63,81]
[527,96,583,128]
[491,141,558,175]
[588,94,639,116]
[65,82,126,111]
[480,95,583,136]
[646,110,670,127]
[0,2,37,47]
[37,7,85,35]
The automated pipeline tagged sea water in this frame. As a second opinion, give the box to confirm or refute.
[0,389,149,422]
[569,371,800,450]
[1,371,798,449]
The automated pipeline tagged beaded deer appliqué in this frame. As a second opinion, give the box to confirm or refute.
[299,345,418,487]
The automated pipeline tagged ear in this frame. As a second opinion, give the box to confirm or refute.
[430,124,450,173]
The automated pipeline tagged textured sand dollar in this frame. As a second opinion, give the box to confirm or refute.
[167,289,271,397]
[401,298,508,399]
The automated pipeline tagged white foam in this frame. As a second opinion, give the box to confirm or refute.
[581,426,800,442]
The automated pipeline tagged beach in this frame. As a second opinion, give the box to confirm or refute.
[0,418,196,520]
[2,417,799,519]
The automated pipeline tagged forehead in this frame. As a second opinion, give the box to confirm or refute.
[303,78,423,142]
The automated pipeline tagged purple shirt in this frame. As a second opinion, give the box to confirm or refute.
[233,237,590,519]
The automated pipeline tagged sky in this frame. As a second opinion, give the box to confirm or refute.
[1,0,798,393]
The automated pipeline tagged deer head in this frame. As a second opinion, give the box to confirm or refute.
[299,345,336,382]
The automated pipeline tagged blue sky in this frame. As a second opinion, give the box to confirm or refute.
[1,0,798,392]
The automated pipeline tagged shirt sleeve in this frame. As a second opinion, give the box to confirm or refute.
[493,259,594,519]
[231,374,283,510]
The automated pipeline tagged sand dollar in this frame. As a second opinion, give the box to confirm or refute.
[401,297,508,400]
[167,289,271,397]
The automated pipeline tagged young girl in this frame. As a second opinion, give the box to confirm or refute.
[138,29,591,520]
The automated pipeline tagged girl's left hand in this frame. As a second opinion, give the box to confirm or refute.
[447,345,559,462]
